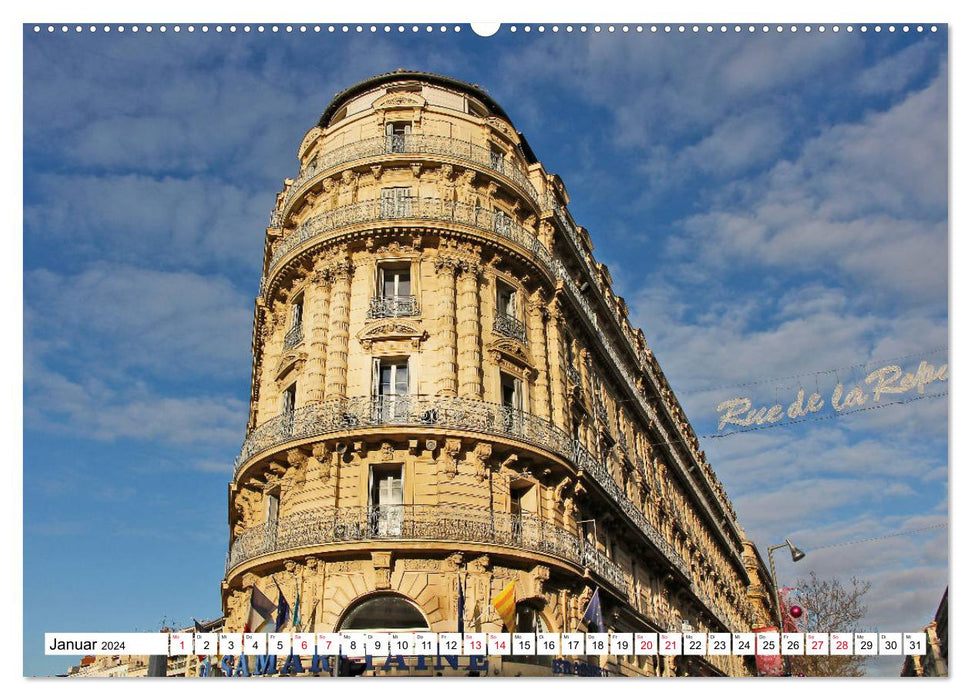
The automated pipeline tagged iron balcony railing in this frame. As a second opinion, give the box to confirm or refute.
[493,311,527,344]
[264,196,547,289]
[594,400,609,425]
[226,504,627,595]
[271,133,541,227]
[282,324,303,351]
[234,395,690,580]
[566,365,581,387]
[367,295,420,319]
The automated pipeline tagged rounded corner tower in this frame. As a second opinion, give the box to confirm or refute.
[222,70,766,677]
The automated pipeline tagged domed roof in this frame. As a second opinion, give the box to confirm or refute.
[317,69,513,127]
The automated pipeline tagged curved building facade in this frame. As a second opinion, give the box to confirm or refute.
[222,70,762,677]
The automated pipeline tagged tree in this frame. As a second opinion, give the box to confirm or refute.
[787,571,872,677]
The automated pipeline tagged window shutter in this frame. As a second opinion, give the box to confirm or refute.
[404,123,412,135]
[386,122,393,136]
[372,358,382,397]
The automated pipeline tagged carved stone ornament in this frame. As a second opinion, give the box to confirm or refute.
[275,350,307,381]
[372,90,427,111]
[442,552,464,572]
[467,554,489,573]
[471,442,493,482]
[379,441,395,461]
[357,320,427,350]
[485,116,517,141]
[442,438,462,479]
[485,338,536,379]
[298,127,323,159]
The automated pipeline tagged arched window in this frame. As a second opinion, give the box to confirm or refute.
[338,593,429,633]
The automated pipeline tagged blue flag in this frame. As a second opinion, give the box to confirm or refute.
[581,588,603,632]
[457,578,466,636]
[274,579,290,632]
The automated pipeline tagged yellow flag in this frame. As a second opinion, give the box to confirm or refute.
[492,580,517,633]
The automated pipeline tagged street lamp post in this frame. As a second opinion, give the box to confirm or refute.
[766,539,806,676]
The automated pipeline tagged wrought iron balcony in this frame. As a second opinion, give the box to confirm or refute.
[282,324,303,350]
[594,400,609,425]
[266,196,551,285]
[493,311,527,344]
[226,504,627,595]
[566,365,581,387]
[272,133,541,227]
[235,395,690,580]
[367,295,420,319]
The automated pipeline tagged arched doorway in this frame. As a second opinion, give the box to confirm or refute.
[337,592,431,633]
[335,593,431,676]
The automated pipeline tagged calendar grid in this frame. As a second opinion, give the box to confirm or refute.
[46,631,929,658]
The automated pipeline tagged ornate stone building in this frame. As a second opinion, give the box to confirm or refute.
[222,70,764,676]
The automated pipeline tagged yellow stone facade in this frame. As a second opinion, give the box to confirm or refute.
[222,71,761,677]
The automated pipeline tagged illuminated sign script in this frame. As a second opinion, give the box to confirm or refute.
[715,359,948,432]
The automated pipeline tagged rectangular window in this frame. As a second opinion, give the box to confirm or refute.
[372,358,410,422]
[490,145,505,172]
[370,465,403,537]
[370,263,418,319]
[291,295,303,330]
[381,186,413,218]
[500,372,523,434]
[265,491,280,548]
[282,383,296,415]
[494,207,511,235]
[496,281,517,318]
[379,264,411,298]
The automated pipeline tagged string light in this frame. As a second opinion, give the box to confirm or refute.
[687,346,947,394]
[808,523,947,552]
[703,390,947,439]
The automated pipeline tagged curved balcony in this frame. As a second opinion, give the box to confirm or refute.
[234,394,690,580]
[263,196,553,296]
[273,134,541,227]
[226,504,627,596]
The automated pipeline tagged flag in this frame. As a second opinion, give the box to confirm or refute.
[274,579,290,632]
[246,585,276,633]
[303,600,317,633]
[492,580,517,633]
[457,578,466,635]
[292,586,301,630]
[193,619,205,662]
[580,588,603,632]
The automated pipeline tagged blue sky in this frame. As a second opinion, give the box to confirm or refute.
[22,25,947,676]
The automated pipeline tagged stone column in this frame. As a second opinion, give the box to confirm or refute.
[434,255,460,396]
[257,305,287,423]
[457,262,483,399]
[325,258,353,399]
[546,299,568,430]
[527,291,551,421]
[303,262,332,403]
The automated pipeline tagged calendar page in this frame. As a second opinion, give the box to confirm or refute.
[20,1,952,686]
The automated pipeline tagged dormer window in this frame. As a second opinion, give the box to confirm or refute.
[386,122,411,153]
[490,145,505,173]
